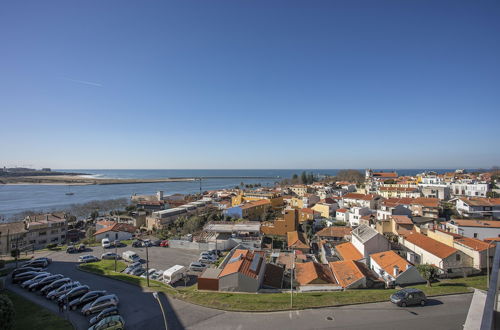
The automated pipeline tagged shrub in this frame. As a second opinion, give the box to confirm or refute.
[0,294,15,330]
[0,260,5,269]
[46,243,58,250]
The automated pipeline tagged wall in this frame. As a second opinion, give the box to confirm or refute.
[95,231,132,242]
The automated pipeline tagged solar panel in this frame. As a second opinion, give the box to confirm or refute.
[249,254,261,272]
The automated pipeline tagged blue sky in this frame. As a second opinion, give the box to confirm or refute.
[1,0,499,169]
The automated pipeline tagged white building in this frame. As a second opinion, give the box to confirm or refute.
[94,223,136,242]
[451,182,489,198]
[369,250,425,286]
[348,207,373,227]
[455,197,500,219]
[444,219,500,240]
[351,224,390,258]
[399,232,473,276]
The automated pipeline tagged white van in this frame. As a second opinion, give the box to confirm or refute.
[163,265,187,285]
[101,238,111,248]
[122,250,140,263]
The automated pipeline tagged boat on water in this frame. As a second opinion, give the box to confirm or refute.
[66,186,74,195]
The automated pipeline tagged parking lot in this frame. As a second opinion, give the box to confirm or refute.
[60,244,202,275]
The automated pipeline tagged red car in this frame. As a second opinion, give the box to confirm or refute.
[160,240,169,247]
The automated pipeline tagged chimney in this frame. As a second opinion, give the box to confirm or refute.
[393,265,399,277]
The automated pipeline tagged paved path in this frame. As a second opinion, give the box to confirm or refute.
[7,250,473,330]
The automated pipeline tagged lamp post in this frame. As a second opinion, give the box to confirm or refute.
[114,241,118,272]
[146,243,150,287]
[153,292,167,330]
[290,249,295,309]
[486,240,495,289]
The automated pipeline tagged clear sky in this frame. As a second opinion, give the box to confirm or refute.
[1,0,499,169]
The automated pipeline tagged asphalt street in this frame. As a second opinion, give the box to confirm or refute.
[7,249,473,330]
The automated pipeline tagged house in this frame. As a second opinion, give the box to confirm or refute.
[427,228,495,270]
[369,250,425,287]
[335,208,350,222]
[217,249,266,292]
[451,182,489,198]
[294,261,340,292]
[312,200,338,218]
[224,199,271,221]
[377,197,440,220]
[334,242,363,261]
[290,185,309,197]
[348,207,373,227]
[421,185,451,200]
[377,199,413,221]
[94,223,136,242]
[399,232,473,276]
[262,263,284,289]
[378,187,421,199]
[342,193,378,209]
[0,222,28,255]
[23,213,68,250]
[376,215,414,236]
[298,208,320,222]
[351,224,390,258]
[444,219,500,240]
[287,231,309,253]
[455,197,500,219]
[146,207,187,230]
[261,209,299,236]
[329,260,369,289]
[316,226,352,243]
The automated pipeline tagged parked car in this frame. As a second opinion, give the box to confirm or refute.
[101,252,120,260]
[29,274,64,291]
[390,288,427,307]
[24,258,50,268]
[122,251,140,263]
[66,245,77,253]
[89,306,120,327]
[40,277,72,295]
[20,272,51,288]
[130,267,145,276]
[58,285,90,303]
[78,255,99,263]
[200,251,217,259]
[198,256,216,264]
[12,271,43,284]
[152,239,162,246]
[189,262,207,272]
[150,270,163,281]
[47,281,81,300]
[123,262,141,274]
[140,268,156,279]
[159,240,169,247]
[68,290,107,311]
[102,238,111,249]
[82,294,119,316]
[132,240,143,248]
[88,315,125,330]
[142,239,153,247]
[78,244,86,252]
[208,249,222,257]
[12,267,43,278]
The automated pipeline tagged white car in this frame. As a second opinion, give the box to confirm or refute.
[101,238,111,248]
[189,262,207,272]
[198,256,216,264]
[150,270,163,281]
[78,255,99,263]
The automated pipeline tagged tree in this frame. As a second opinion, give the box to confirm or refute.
[90,210,99,220]
[301,171,307,184]
[85,227,96,243]
[292,174,298,180]
[416,264,439,287]
[487,191,500,198]
[0,294,15,330]
[335,169,364,183]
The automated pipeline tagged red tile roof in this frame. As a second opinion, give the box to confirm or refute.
[219,249,264,279]
[448,219,500,228]
[404,233,458,259]
[316,226,352,238]
[94,222,136,236]
[459,197,500,207]
[295,261,337,286]
[241,199,271,209]
[329,260,365,288]
[287,231,309,249]
[370,250,412,277]
[335,242,363,261]
[391,215,413,225]
[454,236,492,251]
[343,193,377,201]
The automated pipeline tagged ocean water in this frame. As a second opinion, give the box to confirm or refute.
[0,169,466,218]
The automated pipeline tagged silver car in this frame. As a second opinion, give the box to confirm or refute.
[82,294,119,316]
[47,281,81,300]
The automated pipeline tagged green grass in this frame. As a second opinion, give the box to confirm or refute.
[3,290,73,330]
[80,260,487,312]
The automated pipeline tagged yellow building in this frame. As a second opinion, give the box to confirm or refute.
[232,191,283,208]
[311,203,333,218]
[290,185,308,197]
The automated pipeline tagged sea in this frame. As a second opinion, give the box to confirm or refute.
[0,169,469,219]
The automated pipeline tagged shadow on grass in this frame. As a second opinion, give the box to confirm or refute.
[436,283,466,287]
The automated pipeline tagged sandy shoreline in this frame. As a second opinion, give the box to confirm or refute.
[0,175,196,186]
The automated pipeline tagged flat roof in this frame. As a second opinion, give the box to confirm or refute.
[204,222,261,233]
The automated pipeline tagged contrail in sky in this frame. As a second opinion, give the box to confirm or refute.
[61,77,103,87]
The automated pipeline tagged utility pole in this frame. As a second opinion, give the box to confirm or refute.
[290,249,295,309]
[114,241,118,272]
[146,243,150,287]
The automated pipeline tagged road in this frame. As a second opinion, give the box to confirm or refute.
[7,249,473,330]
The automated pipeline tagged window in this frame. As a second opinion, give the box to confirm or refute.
[473,233,478,238]
[39,231,46,236]
[456,254,461,261]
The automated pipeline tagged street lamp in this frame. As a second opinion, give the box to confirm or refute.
[486,240,495,289]
[146,243,150,287]
[152,292,167,330]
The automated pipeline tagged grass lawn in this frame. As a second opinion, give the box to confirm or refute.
[3,290,73,330]
[80,260,486,312]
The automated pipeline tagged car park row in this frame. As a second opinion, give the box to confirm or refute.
[11,257,125,330]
